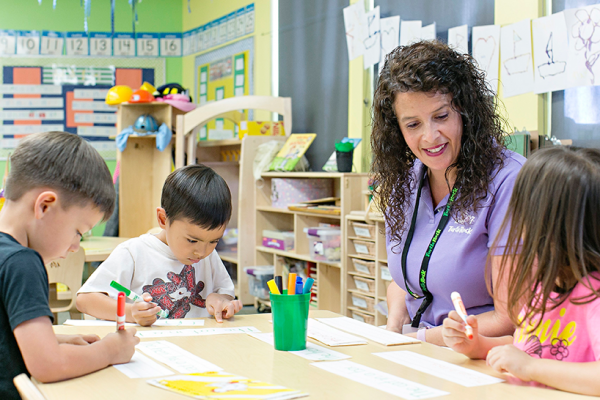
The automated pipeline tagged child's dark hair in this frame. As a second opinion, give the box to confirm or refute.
[161,164,231,229]
[4,131,115,219]
[493,146,600,330]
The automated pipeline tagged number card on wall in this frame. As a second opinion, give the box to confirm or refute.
[193,27,202,53]
[183,31,193,56]
[41,31,64,55]
[17,31,40,55]
[113,33,135,56]
[236,9,246,37]
[66,32,89,56]
[0,30,17,55]
[137,33,159,57]
[227,12,236,42]
[245,4,255,35]
[218,17,228,45]
[160,33,182,57]
[90,32,112,56]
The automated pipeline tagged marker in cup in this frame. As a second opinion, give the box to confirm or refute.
[110,280,169,319]
[451,291,474,340]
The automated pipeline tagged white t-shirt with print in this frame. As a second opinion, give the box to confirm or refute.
[78,234,235,319]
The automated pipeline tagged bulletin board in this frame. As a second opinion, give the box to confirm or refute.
[0,57,165,160]
[195,37,253,140]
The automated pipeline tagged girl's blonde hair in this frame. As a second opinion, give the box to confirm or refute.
[494,146,600,329]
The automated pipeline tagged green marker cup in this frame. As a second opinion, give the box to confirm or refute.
[270,290,310,351]
[110,280,169,319]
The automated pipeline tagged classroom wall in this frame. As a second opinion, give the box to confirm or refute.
[0,0,183,235]
[181,0,272,119]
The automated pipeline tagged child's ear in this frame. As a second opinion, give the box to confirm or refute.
[156,207,168,229]
[34,191,58,220]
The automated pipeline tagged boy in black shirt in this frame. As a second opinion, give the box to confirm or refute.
[0,131,139,399]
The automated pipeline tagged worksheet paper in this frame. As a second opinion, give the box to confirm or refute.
[248,332,351,361]
[317,317,420,346]
[136,341,222,373]
[307,318,367,346]
[113,351,174,379]
[63,319,205,327]
[374,351,504,387]
[137,326,260,338]
[312,360,448,399]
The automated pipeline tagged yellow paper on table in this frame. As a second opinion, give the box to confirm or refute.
[148,371,307,399]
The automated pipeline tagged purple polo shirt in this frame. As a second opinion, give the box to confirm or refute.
[386,150,525,327]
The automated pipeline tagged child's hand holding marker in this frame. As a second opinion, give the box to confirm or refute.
[442,292,481,356]
[110,280,168,326]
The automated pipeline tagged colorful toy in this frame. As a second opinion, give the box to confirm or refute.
[154,83,192,101]
[134,114,159,132]
[105,85,133,105]
[156,93,196,112]
[129,89,155,103]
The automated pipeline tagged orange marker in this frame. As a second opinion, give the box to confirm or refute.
[288,273,297,295]
[117,292,126,331]
[451,292,474,340]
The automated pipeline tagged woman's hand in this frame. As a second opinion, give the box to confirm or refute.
[386,281,411,333]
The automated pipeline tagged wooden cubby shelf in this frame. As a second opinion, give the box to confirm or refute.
[253,172,369,313]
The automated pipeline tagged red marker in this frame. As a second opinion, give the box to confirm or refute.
[117,292,126,331]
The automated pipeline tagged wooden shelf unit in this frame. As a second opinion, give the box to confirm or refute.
[254,172,369,313]
[344,213,391,326]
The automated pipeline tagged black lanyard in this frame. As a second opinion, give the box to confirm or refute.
[402,169,458,328]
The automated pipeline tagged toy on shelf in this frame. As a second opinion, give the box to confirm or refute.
[116,114,172,152]
[105,85,133,105]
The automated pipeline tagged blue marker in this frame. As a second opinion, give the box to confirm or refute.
[303,277,314,294]
[295,276,303,295]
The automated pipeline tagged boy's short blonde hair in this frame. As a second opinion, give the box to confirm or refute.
[5,131,115,219]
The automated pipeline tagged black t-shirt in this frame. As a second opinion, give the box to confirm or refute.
[0,232,53,400]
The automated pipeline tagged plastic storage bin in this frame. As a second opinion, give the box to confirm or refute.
[351,222,375,238]
[303,227,341,261]
[262,230,294,251]
[351,258,376,276]
[243,266,275,300]
[351,292,375,312]
[352,239,376,256]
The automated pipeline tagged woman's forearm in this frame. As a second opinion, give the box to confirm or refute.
[386,281,411,332]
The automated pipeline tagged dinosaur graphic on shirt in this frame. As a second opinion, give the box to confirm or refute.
[142,264,206,318]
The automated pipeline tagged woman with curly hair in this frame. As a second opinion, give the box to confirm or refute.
[371,40,525,345]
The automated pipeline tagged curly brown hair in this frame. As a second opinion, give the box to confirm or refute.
[371,40,508,246]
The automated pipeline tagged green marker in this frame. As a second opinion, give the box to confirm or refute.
[110,280,169,318]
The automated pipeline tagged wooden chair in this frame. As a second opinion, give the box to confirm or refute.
[175,95,292,168]
[46,247,86,322]
[13,374,46,400]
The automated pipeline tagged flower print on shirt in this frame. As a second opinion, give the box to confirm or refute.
[142,264,206,318]
[522,335,570,361]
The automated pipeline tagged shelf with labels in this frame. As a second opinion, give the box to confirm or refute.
[253,172,369,313]
[344,212,389,326]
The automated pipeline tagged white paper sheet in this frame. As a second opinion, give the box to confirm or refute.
[565,5,600,87]
[343,1,368,61]
[400,20,422,46]
[363,6,381,69]
[312,360,449,399]
[500,18,534,97]
[152,319,205,327]
[472,24,501,94]
[317,317,420,346]
[421,23,436,41]
[532,12,569,93]
[448,24,468,54]
[379,16,400,65]
[63,319,137,327]
[248,332,351,361]
[136,326,260,338]
[136,341,222,373]
[113,351,174,379]
[374,351,504,387]
[307,318,367,346]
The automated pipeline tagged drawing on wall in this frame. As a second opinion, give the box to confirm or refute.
[448,25,468,55]
[343,1,368,61]
[532,12,570,93]
[400,20,422,46]
[500,19,534,98]
[472,25,500,94]
[379,16,400,65]
[565,5,600,88]
[503,30,531,75]
[363,6,380,69]
[538,34,567,78]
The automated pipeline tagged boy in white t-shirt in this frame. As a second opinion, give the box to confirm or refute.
[76,165,243,326]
